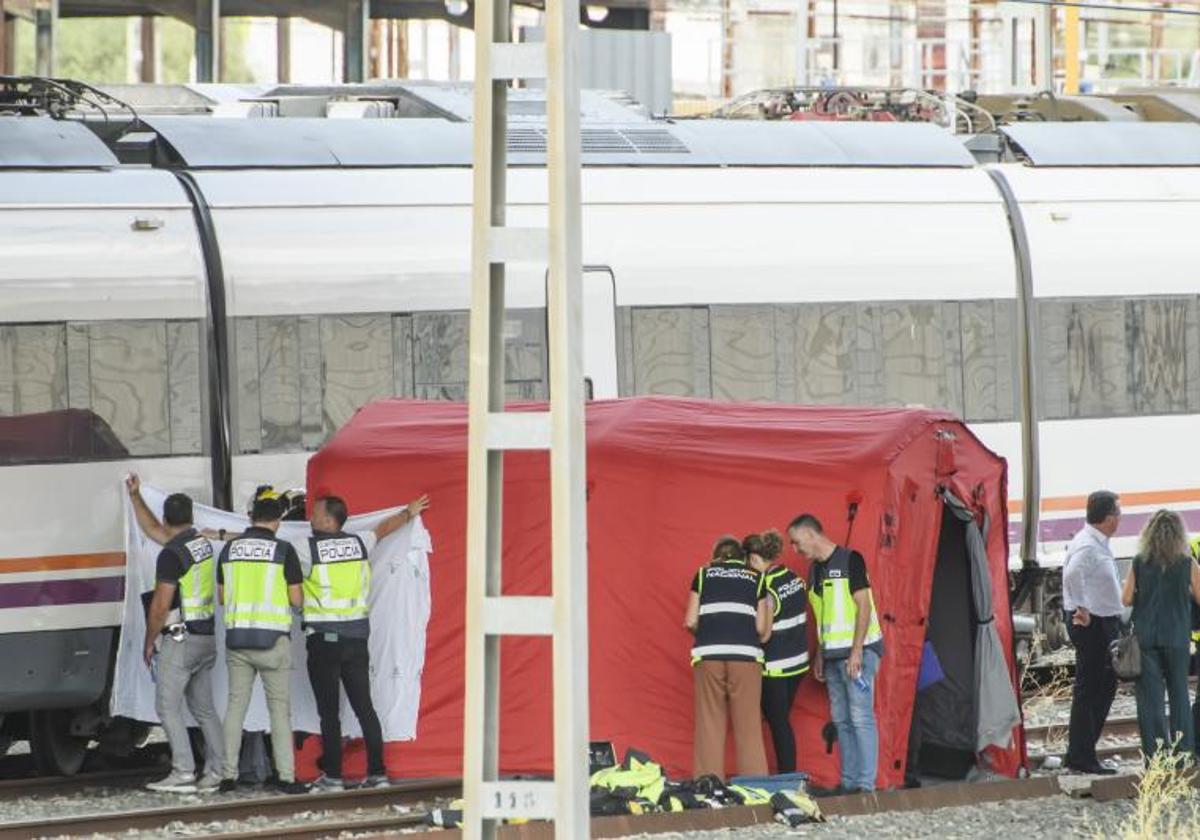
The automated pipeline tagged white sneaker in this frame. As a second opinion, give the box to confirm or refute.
[361,774,390,789]
[196,774,223,793]
[311,774,344,792]
[147,770,197,793]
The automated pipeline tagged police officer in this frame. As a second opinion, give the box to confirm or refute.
[126,474,224,793]
[789,513,884,794]
[684,536,770,779]
[217,495,306,794]
[744,530,808,774]
[299,492,430,790]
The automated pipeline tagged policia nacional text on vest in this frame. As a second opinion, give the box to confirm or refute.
[809,546,882,660]
[691,559,765,663]
[762,566,809,677]
[166,529,216,632]
[222,530,293,649]
[303,532,370,638]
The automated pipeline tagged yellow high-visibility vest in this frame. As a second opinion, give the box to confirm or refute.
[303,533,370,627]
[808,547,882,658]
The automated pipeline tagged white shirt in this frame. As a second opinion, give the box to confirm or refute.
[1062,524,1122,618]
[294,530,379,576]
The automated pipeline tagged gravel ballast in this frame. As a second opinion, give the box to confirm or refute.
[620,794,1138,839]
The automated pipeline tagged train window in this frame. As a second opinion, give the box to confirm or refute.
[1039,297,1195,420]
[503,310,549,401]
[628,307,712,397]
[1040,299,1128,418]
[233,309,548,454]
[320,315,396,435]
[876,302,964,416]
[409,309,548,402]
[960,301,1018,423]
[1128,298,1194,415]
[0,324,67,416]
[0,319,203,464]
[412,311,468,401]
[618,301,1012,421]
[710,306,777,402]
[774,303,859,405]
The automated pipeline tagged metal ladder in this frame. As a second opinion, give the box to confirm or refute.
[462,0,588,836]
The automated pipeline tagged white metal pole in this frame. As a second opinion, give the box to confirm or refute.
[1035,1,1054,92]
[794,0,808,86]
[466,0,586,834]
[464,0,506,837]
[544,0,588,831]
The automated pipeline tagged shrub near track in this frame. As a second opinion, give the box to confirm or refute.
[1100,744,1200,840]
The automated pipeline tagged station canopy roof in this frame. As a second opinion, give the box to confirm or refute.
[0,118,118,168]
[1001,122,1200,166]
[130,115,978,168]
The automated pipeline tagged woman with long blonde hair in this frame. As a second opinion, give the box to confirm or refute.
[1121,509,1200,760]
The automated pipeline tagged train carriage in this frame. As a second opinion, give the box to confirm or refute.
[1,111,1199,772]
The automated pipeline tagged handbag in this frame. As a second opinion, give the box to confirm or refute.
[1110,627,1141,681]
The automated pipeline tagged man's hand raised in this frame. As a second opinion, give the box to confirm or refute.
[406,494,431,518]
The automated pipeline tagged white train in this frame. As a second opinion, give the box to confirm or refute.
[1,112,1199,772]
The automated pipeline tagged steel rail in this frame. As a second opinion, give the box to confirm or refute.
[0,777,460,840]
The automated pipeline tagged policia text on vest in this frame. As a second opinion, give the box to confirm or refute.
[127,474,226,794]
[296,492,430,789]
[217,498,307,791]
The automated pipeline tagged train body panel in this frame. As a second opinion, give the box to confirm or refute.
[2,118,1200,764]
[0,171,206,322]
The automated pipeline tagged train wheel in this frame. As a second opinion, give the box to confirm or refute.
[29,709,88,776]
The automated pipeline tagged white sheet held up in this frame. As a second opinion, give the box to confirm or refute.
[111,484,432,740]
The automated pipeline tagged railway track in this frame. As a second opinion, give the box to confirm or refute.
[1026,716,1144,765]
[0,765,166,801]
[1025,716,1140,746]
[0,777,460,840]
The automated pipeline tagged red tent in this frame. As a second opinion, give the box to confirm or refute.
[305,397,1027,789]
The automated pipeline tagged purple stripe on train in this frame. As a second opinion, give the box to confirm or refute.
[1008,507,1200,545]
[0,576,125,608]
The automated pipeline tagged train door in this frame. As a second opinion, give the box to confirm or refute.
[583,267,618,400]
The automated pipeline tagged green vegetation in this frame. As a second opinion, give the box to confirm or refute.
[11,15,257,84]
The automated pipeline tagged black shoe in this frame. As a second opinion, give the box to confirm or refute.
[277,780,310,795]
[217,779,238,794]
[1066,761,1117,776]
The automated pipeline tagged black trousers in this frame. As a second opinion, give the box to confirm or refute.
[761,674,803,773]
[1065,613,1120,768]
[306,634,386,778]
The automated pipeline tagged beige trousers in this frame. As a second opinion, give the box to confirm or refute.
[222,635,294,782]
[693,659,768,780]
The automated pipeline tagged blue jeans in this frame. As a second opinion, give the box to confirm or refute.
[826,647,881,791]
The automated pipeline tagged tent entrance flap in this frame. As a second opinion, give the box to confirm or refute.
[915,507,978,779]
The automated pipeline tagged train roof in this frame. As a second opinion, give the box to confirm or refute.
[1000,122,1200,166]
[121,116,977,168]
[0,118,118,168]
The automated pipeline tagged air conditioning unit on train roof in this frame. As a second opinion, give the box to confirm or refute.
[215,96,326,118]
[211,100,279,118]
[326,99,399,119]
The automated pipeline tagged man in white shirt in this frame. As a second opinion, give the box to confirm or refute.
[1061,490,1122,775]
